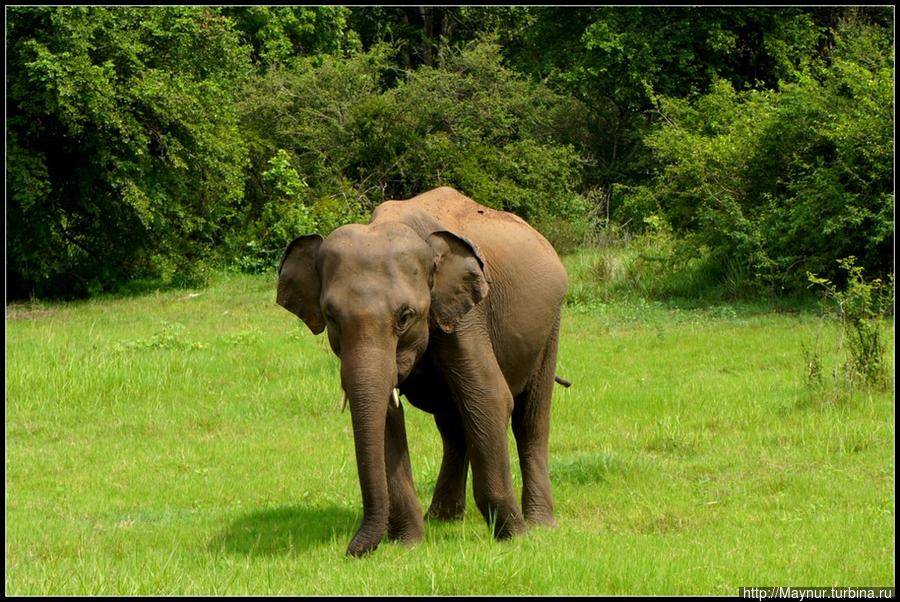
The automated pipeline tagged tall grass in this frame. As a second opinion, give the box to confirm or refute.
[563,229,780,307]
[6,260,895,595]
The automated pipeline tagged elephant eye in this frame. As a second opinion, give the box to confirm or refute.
[396,307,416,331]
[323,306,339,329]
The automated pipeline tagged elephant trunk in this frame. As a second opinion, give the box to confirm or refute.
[340,344,397,557]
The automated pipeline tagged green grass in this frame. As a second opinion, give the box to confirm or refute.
[6,268,895,595]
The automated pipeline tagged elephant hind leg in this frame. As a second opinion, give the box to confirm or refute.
[512,314,560,529]
[426,410,469,521]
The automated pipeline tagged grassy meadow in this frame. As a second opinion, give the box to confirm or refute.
[6,253,895,595]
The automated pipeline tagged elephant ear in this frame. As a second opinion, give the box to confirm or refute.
[427,231,490,334]
[277,235,326,335]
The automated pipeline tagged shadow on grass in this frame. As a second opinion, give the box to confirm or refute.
[210,504,358,556]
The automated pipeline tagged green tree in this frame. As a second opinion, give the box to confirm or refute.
[7,7,252,298]
[499,7,853,210]
[230,45,392,271]
[349,7,527,69]
[224,6,361,67]
[386,40,588,230]
[233,40,590,270]
[623,14,893,292]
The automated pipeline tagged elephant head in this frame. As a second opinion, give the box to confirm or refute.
[276,221,488,555]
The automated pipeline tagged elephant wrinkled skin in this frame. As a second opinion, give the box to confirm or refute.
[276,187,568,556]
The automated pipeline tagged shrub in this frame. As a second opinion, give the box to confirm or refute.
[7,7,251,298]
[234,39,591,271]
[636,16,893,294]
[807,257,893,391]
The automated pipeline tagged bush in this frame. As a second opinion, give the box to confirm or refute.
[808,257,893,390]
[234,39,591,269]
[388,40,588,225]
[231,46,394,270]
[7,7,252,298]
[635,16,893,294]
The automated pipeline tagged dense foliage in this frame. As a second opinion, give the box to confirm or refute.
[234,41,589,270]
[6,6,893,299]
[8,7,251,297]
[619,16,894,292]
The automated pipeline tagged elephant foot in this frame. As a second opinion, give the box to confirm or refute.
[347,532,382,557]
[387,526,424,546]
[525,512,558,530]
[425,499,466,521]
[388,512,425,545]
[487,508,527,541]
[346,518,389,557]
[523,500,557,529]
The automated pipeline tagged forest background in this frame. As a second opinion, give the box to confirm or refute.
[6,6,894,301]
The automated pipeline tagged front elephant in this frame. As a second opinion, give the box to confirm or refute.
[276,187,568,556]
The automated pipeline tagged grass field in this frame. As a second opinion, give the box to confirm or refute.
[6,265,895,595]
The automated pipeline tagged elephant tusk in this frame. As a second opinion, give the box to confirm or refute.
[341,389,398,412]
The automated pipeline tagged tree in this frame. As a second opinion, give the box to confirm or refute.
[349,6,527,69]
[233,40,590,270]
[623,13,894,291]
[7,7,252,298]
[223,6,361,67]
[501,7,835,205]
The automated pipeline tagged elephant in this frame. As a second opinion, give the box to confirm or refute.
[276,186,568,556]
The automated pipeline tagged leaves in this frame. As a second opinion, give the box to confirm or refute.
[635,15,893,291]
[6,6,894,299]
[7,7,251,297]
[233,39,589,269]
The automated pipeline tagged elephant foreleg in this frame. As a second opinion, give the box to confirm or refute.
[437,324,526,540]
[384,401,425,544]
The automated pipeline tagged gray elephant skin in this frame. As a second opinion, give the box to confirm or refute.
[276,186,568,556]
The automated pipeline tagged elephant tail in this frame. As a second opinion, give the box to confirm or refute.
[554,375,572,388]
